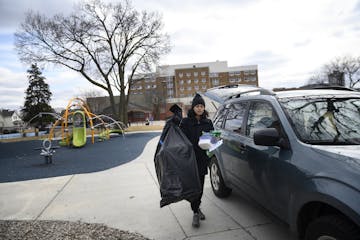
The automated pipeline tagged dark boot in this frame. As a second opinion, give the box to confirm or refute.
[198,208,205,220]
[192,213,200,228]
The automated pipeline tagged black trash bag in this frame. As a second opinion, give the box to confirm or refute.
[154,122,201,208]
[154,104,183,157]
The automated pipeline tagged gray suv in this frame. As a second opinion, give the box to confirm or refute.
[204,85,360,240]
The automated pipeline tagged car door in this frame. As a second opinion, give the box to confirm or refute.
[218,102,250,186]
[239,101,292,218]
[212,105,233,178]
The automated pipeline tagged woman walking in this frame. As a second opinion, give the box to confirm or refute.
[180,93,214,228]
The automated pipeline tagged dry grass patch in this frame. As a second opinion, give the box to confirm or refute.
[0,125,163,143]
[126,125,163,132]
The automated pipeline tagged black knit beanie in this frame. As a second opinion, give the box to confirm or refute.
[191,93,205,108]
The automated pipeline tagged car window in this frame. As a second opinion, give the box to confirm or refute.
[246,101,279,138]
[224,102,248,134]
[213,106,227,128]
[279,97,360,144]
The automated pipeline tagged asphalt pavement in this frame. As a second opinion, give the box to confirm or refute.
[0,132,160,183]
[0,131,297,240]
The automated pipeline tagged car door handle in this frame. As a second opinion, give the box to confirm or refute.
[237,143,246,151]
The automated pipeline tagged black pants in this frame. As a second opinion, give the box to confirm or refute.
[191,174,205,213]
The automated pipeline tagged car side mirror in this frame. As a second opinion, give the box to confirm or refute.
[254,128,290,149]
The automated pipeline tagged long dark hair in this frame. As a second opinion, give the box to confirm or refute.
[187,108,209,119]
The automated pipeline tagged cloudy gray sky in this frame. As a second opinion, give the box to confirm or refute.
[1,0,360,109]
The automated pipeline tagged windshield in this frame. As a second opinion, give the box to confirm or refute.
[279,97,360,145]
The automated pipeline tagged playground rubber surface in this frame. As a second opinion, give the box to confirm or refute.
[0,132,160,183]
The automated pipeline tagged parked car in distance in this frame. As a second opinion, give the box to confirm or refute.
[203,85,360,240]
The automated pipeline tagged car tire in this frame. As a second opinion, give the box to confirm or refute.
[209,157,232,198]
[305,215,360,240]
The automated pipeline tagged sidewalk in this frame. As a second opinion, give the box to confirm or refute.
[0,135,297,240]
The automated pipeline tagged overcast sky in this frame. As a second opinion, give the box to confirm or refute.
[1,0,360,110]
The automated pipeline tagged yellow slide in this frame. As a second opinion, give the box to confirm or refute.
[72,111,87,147]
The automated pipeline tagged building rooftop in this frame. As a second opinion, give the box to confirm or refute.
[156,61,258,77]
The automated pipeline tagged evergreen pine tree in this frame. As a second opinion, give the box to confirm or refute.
[22,63,54,127]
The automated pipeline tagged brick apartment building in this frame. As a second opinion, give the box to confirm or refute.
[130,60,258,120]
[88,60,258,122]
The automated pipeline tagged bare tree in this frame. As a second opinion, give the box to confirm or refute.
[307,71,328,85]
[152,81,167,120]
[324,56,360,88]
[14,0,171,123]
[143,78,167,120]
[78,88,103,100]
[77,88,104,113]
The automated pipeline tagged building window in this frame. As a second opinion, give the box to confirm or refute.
[202,85,207,90]
[201,78,206,83]
[194,85,199,90]
[194,72,198,77]
[187,86,192,91]
[187,79,192,84]
[180,80,184,85]
[244,70,256,75]
[229,77,241,83]
[152,84,157,88]
[210,72,219,77]
[194,79,199,83]
[180,87,184,92]
[201,71,206,76]
[212,79,219,85]
[244,76,257,82]
[137,86,142,90]
[146,85,151,89]
[179,73,183,78]
[229,71,240,76]
[186,72,191,77]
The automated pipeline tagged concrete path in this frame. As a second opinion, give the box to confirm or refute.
[0,134,298,240]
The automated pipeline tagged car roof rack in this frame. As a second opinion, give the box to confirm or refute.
[226,88,275,101]
[300,85,355,91]
[204,84,275,103]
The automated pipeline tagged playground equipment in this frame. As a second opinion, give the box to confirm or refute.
[34,139,60,164]
[46,98,126,147]
[72,110,87,147]
[23,98,126,165]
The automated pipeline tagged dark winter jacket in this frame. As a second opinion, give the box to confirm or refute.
[180,112,214,176]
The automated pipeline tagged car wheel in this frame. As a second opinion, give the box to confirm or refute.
[209,157,232,198]
[305,215,360,240]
